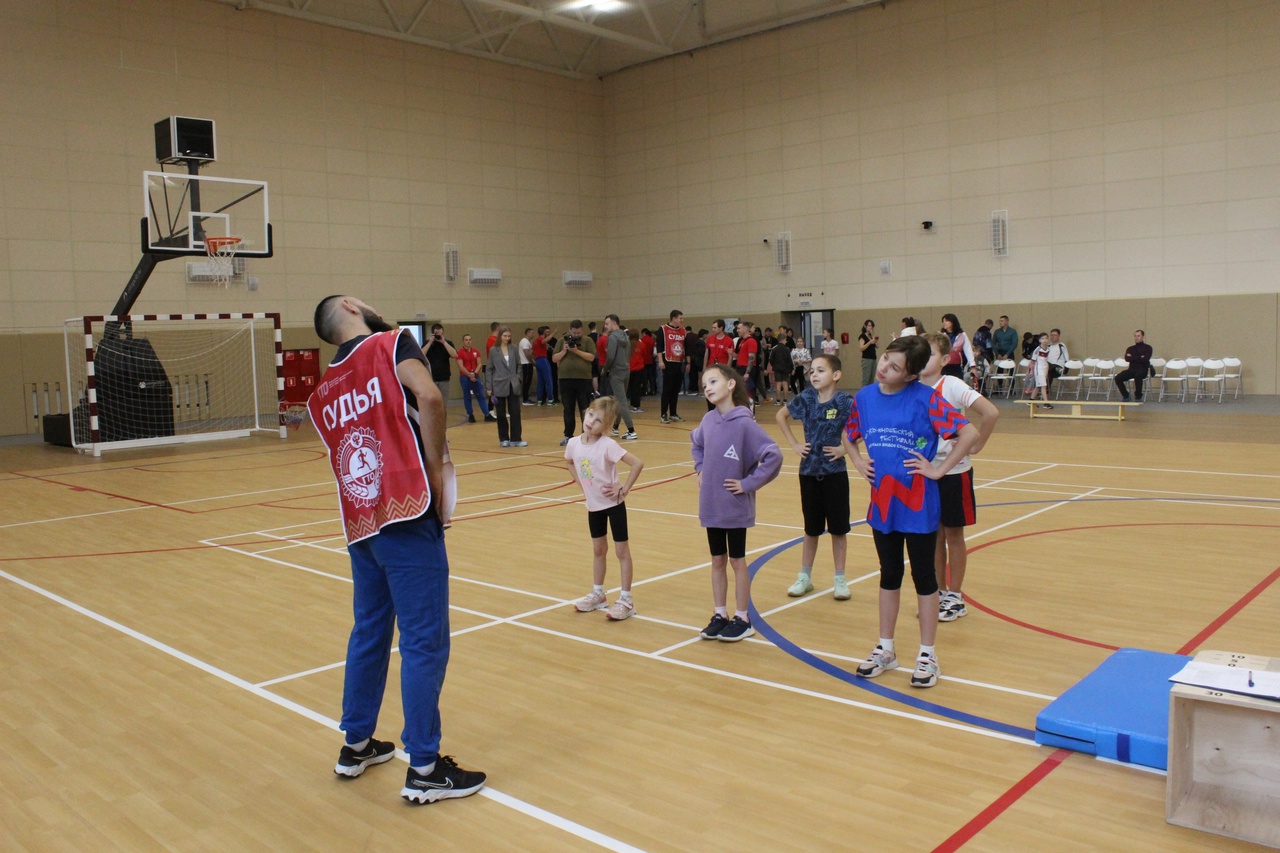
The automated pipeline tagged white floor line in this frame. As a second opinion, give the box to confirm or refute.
[0,567,649,853]
[493,616,1032,746]
[0,504,154,530]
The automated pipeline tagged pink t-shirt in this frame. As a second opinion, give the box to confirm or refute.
[565,434,628,511]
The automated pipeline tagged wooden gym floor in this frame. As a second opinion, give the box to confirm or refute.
[0,396,1275,851]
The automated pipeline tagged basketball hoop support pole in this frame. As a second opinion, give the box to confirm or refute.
[113,159,204,317]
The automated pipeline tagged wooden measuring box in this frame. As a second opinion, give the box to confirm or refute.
[1167,649,1280,848]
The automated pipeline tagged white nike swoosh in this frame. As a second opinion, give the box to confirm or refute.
[413,777,454,790]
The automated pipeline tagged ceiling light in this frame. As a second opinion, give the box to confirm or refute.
[561,0,627,13]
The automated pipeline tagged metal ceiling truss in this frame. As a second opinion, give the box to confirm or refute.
[209,0,890,79]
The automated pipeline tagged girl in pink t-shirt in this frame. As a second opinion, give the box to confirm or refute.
[565,397,646,620]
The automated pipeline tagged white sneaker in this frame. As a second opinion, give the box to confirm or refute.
[910,653,940,688]
[573,590,608,612]
[939,593,967,622]
[833,576,851,600]
[786,574,813,597]
[621,431,638,440]
[605,599,635,621]
[855,645,898,678]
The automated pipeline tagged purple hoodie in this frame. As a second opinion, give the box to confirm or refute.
[690,406,783,529]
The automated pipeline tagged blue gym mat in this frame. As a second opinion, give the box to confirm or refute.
[1034,647,1191,770]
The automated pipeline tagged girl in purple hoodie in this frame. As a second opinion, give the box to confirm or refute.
[690,364,783,642]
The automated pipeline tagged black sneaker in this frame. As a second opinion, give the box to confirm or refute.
[467,414,476,423]
[334,738,397,778]
[401,756,487,804]
[717,616,755,642]
[1042,404,1054,409]
[699,613,730,639]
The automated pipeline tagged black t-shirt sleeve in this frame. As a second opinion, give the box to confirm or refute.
[397,332,428,366]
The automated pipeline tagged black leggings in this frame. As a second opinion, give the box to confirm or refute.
[872,529,939,595]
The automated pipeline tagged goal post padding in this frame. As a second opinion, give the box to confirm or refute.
[65,313,284,454]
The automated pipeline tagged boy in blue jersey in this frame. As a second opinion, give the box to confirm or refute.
[775,354,855,600]
[841,336,980,688]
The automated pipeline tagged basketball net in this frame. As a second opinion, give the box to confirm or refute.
[205,236,242,288]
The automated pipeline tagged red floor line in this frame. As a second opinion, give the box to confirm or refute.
[15,472,195,514]
[930,749,1072,853]
[1176,563,1280,656]
[963,597,1121,651]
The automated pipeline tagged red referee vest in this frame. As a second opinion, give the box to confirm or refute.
[661,324,685,361]
[308,330,432,544]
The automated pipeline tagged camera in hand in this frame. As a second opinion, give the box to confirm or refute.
[564,334,580,349]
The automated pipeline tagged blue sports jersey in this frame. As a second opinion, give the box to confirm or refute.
[785,388,854,477]
[845,382,968,533]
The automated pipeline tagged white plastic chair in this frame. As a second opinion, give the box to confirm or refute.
[1018,358,1032,395]
[1195,359,1226,403]
[1183,357,1205,399]
[1221,357,1243,399]
[986,359,1017,398]
[1054,360,1084,400]
[1158,359,1189,403]
[1086,360,1116,400]
[1146,358,1166,402]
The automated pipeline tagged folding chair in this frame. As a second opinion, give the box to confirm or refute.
[1221,357,1243,399]
[1195,359,1226,403]
[1086,360,1116,400]
[986,359,1017,398]
[1053,360,1084,400]
[1157,359,1188,403]
[1183,357,1205,401]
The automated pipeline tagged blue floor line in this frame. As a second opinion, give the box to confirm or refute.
[746,534,1037,741]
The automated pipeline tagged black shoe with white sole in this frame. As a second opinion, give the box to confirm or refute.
[334,738,397,778]
[401,756,487,804]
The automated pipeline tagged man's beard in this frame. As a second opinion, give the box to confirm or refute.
[361,306,395,334]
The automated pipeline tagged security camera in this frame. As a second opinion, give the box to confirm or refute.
[922,221,933,230]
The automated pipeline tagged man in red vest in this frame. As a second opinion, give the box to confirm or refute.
[658,309,687,424]
[309,295,485,804]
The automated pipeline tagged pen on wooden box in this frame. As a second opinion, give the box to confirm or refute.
[1248,670,1254,687]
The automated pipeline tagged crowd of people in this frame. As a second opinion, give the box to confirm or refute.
[306,297,1169,805]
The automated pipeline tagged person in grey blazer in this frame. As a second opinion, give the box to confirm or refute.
[486,326,526,447]
[602,314,636,439]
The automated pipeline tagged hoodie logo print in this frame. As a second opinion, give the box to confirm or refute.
[723,444,739,460]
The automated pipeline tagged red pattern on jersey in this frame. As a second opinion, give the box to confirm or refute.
[868,473,926,525]
[662,324,685,360]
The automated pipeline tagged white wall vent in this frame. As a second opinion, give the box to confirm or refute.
[991,210,1009,257]
[562,270,593,287]
[186,257,246,284]
[775,231,792,272]
[467,267,502,286]
[443,243,459,282]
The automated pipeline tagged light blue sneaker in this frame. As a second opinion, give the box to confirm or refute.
[833,576,851,600]
[787,573,814,597]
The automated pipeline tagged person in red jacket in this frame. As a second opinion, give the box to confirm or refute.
[639,328,656,396]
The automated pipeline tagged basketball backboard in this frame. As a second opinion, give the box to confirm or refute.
[142,171,272,257]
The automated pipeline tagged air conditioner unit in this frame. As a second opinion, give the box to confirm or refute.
[467,267,502,286]
[775,231,792,272]
[443,243,459,282]
[991,210,1009,257]
[562,270,593,287]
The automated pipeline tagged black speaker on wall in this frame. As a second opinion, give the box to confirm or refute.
[155,116,216,164]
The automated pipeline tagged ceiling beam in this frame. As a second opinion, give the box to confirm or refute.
[464,0,672,55]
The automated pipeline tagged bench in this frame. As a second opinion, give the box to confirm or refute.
[1017,400,1142,421]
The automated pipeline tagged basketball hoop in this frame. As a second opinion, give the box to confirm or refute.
[205,236,242,287]
[280,403,309,431]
